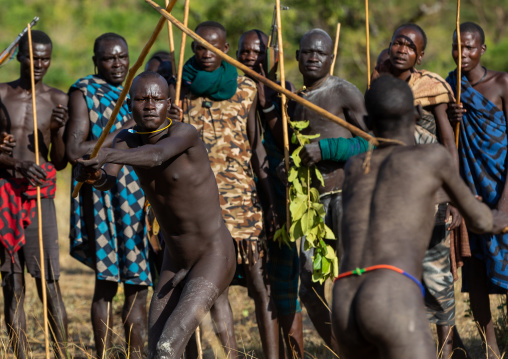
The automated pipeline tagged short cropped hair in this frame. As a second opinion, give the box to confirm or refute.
[458,22,485,44]
[393,23,427,51]
[94,32,127,55]
[19,30,52,51]
[130,71,170,97]
[365,75,415,130]
[300,28,332,49]
[195,21,227,38]
[148,50,172,63]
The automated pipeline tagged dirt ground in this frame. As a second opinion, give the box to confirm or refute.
[0,169,506,358]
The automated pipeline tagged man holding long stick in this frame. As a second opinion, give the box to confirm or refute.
[0,30,68,359]
[447,22,508,358]
[169,21,280,358]
[289,28,367,351]
[75,71,236,359]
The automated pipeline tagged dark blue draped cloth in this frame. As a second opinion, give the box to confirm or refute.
[447,70,508,290]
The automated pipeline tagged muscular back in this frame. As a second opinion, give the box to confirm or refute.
[0,81,66,177]
[341,144,464,279]
[291,76,367,192]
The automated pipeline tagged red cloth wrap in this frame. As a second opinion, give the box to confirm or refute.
[0,162,57,260]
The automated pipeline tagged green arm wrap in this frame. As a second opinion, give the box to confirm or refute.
[319,136,372,162]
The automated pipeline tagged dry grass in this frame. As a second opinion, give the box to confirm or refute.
[0,168,506,358]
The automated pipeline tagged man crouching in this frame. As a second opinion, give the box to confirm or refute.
[76,71,236,358]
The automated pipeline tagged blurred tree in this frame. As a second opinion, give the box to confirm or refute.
[1,0,507,94]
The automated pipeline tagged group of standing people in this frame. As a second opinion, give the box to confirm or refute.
[1,14,508,359]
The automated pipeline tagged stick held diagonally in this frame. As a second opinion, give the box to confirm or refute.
[72,0,178,198]
[145,0,378,147]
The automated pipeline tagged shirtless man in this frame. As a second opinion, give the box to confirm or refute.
[75,71,236,359]
[303,25,464,357]
[0,30,68,359]
[289,28,367,350]
[447,22,508,358]
[237,29,303,358]
[332,75,508,359]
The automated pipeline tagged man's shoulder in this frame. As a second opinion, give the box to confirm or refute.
[237,75,256,89]
[46,85,68,104]
[324,76,363,100]
[490,70,508,87]
[411,69,453,93]
[171,121,199,137]
[327,76,359,90]
[396,143,450,166]
[0,81,19,98]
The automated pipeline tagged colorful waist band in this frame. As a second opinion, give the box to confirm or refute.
[334,264,425,297]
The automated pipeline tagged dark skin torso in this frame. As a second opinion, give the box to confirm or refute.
[101,122,233,269]
[450,31,508,213]
[0,79,67,179]
[290,75,367,193]
[332,143,502,359]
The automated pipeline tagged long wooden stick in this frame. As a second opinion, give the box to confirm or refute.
[455,0,462,147]
[174,0,190,103]
[72,0,178,198]
[28,24,50,359]
[330,23,341,76]
[275,0,291,232]
[165,0,177,76]
[146,0,378,146]
[365,0,371,89]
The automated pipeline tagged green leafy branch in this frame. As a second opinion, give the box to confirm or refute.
[273,119,339,284]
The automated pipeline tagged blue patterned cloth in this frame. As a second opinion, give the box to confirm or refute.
[447,70,508,290]
[69,75,151,286]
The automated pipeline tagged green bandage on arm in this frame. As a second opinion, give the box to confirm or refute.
[319,137,372,162]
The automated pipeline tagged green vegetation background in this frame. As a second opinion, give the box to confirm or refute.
[1,0,508,94]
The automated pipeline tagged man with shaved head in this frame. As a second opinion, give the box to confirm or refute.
[332,74,508,359]
[288,28,367,351]
[76,71,237,359]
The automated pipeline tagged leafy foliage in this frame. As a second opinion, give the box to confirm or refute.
[274,116,338,284]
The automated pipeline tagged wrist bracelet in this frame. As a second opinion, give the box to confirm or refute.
[262,104,276,113]
[92,168,108,188]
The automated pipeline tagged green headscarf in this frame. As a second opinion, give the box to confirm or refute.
[182,56,238,101]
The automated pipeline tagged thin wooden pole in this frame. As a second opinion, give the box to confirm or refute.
[330,23,341,76]
[174,0,190,104]
[275,0,291,232]
[365,0,371,89]
[165,0,177,76]
[28,24,50,359]
[455,0,462,147]
[146,0,378,146]
[195,326,203,359]
[72,0,178,198]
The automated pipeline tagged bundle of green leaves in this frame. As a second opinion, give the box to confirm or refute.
[274,119,339,284]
